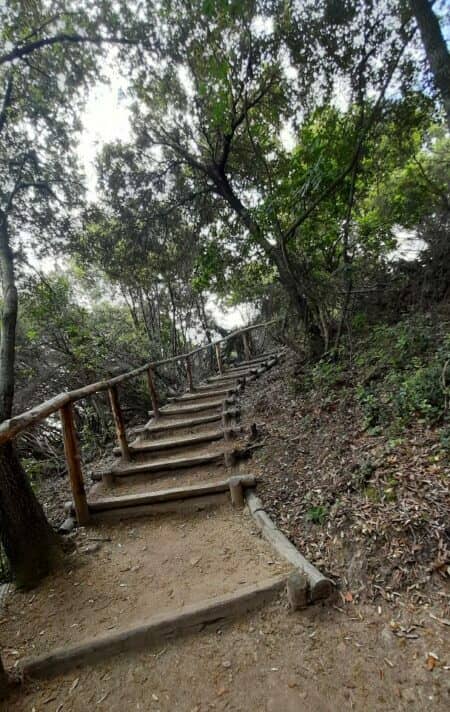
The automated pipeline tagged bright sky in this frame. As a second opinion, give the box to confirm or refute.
[78,71,131,197]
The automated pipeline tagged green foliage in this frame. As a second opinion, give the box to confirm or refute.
[356,317,450,428]
[309,359,345,391]
[306,505,328,525]
[15,270,153,455]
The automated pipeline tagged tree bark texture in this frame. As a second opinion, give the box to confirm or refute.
[0,654,9,700]
[410,0,450,128]
[0,217,62,588]
[0,221,17,423]
[0,442,61,588]
[212,172,324,354]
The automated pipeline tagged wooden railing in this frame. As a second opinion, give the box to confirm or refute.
[0,319,279,524]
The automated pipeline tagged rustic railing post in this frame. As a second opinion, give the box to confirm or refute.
[215,342,223,375]
[146,366,160,419]
[186,355,194,392]
[242,331,251,361]
[60,402,90,525]
[222,403,236,467]
[108,384,130,461]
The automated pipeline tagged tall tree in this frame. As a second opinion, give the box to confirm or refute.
[125,0,425,352]
[408,0,450,128]
[78,140,214,355]
[0,1,147,586]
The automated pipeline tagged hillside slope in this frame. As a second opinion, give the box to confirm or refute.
[240,322,449,609]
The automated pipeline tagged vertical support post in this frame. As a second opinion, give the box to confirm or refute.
[215,342,223,375]
[229,476,245,507]
[222,403,236,467]
[60,402,90,525]
[242,331,251,361]
[186,355,194,392]
[108,384,130,461]
[147,366,160,419]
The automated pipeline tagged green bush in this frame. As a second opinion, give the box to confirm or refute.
[356,319,449,428]
[306,505,328,524]
[310,360,344,390]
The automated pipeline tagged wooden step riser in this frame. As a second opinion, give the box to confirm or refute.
[109,452,224,479]
[113,430,224,457]
[118,440,224,462]
[88,475,256,513]
[149,398,234,418]
[90,481,227,511]
[207,371,255,383]
[233,350,281,367]
[143,408,239,435]
[167,387,236,403]
[194,383,243,393]
[91,494,228,521]
[137,414,224,440]
[20,575,286,679]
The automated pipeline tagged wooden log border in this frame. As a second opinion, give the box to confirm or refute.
[245,490,333,603]
[20,575,287,679]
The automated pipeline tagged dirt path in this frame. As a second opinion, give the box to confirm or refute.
[2,351,449,710]
[5,599,449,711]
[1,507,289,665]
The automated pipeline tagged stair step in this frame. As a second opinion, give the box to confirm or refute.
[89,479,232,511]
[89,475,256,512]
[111,451,224,477]
[228,358,269,370]
[168,387,235,402]
[207,371,254,383]
[194,382,242,392]
[222,366,261,377]
[150,398,229,417]
[138,413,223,436]
[113,429,223,456]
[234,350,281,367]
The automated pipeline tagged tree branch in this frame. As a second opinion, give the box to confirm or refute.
[0,73,13,134]
[0,33,148,66]
[283,25,417,244]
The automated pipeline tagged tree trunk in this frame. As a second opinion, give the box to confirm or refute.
[271,247,324,357]
[0,217,62,588]
[212,172,324,355]
[0,442,62,588]
[0,222,17,422]
[410,0,450,128]
[0,654,9,700]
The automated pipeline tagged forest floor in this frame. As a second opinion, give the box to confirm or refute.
[237,354,449,609]
[2,352,449,711]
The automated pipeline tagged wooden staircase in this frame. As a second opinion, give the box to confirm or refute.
[86,350,283,518]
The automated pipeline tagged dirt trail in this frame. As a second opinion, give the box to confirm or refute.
[5,600,449,711]
[1,507,289,664]
[2,350,449,710]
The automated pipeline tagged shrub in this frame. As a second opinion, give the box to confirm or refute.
[356,316,449,428]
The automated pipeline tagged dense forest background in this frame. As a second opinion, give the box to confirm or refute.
[0,0,449,588]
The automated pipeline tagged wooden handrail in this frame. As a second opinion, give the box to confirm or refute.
[0,318,279,445]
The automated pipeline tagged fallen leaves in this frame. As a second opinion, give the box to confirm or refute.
[69,676,79,694]
[243,354,450,606]
[425,652,439,671]
[429,612,450,627]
